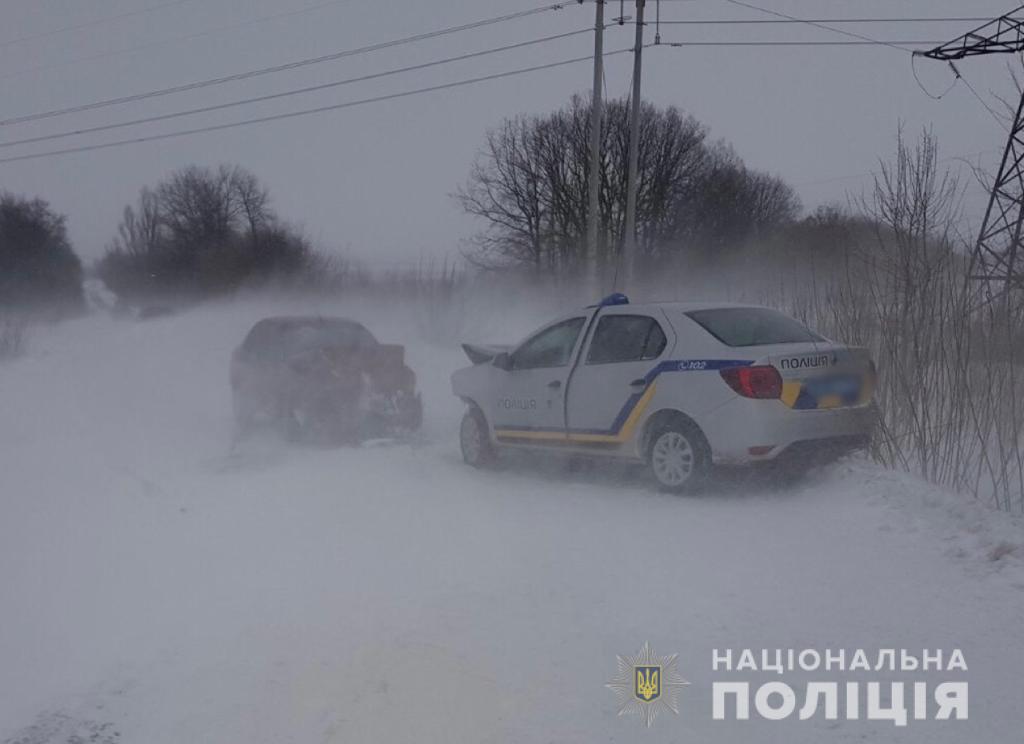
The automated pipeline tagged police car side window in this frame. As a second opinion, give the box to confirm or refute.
[513,317,586,369]
[586,315,667,364]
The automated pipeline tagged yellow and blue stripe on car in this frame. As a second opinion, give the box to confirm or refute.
[494,358,873,445]
[493,359,753,445]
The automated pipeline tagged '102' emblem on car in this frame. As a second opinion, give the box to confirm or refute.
[676,360,708,371]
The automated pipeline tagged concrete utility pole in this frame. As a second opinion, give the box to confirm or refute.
[621,0,645,290]
[585,0,605,289]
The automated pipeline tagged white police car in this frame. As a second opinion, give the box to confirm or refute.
[451,294,877,491]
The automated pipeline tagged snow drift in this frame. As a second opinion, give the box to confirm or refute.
[0,294,1022,743]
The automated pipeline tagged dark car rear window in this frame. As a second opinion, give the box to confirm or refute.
[685,308,824,347]
[243,318,377,358]
[283,323,376,355]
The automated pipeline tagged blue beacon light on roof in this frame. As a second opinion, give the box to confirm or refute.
[597,292,629,307]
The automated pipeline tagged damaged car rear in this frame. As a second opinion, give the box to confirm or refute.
[231,316,422,443]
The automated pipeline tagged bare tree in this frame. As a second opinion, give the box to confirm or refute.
[459,119,548,273]
[99,164,312,300]
[0,192,83,314]
[459,95,725,278]
[667,143,800,262]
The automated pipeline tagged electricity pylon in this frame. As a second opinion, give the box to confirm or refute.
[917,6,1024,304]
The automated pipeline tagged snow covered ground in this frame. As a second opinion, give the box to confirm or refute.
[1,296,1023,743]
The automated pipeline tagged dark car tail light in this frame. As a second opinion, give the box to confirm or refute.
[720,365,783,399]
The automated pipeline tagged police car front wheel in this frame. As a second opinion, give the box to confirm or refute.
[460,406,496,467]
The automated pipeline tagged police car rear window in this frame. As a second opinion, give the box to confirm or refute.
[685,308,824,347]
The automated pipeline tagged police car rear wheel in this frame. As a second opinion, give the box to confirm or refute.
[648,423,709,492]
[460,407,496,467]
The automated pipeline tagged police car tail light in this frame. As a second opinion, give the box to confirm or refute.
[720,365,782,399]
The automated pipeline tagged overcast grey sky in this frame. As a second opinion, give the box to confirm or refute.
[0,0,1020,267]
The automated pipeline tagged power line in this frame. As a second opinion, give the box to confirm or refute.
[721,0,911,53]
[0,48,636,166]
[910,53,959,99]
[664,40,941,47]
[959,75,1010,133]
[0,0,357,84]
[0,2,573,127]
[0,0,198,49]
[657,17,991,25]
[0,28,600,150]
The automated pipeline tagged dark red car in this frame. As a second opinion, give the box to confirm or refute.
[230,316,422,442]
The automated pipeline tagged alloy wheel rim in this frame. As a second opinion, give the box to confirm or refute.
[652,431,695,486]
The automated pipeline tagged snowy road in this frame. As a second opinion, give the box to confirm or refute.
[1,299,1022,743]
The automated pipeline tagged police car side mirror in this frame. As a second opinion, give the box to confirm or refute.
[492,352,513,371]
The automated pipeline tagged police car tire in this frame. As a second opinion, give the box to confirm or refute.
[647,418,710,492]
[460,405,496,467]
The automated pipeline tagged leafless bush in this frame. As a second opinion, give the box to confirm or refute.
[963,300,1024,511]
[739,129,1023,512]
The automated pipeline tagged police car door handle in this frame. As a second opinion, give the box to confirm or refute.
[629,378,647,389]
[547,379,562,389]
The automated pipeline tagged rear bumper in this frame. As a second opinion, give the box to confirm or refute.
[368,390,423,432]
[769,434,871,466]
[702,398,878,465]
